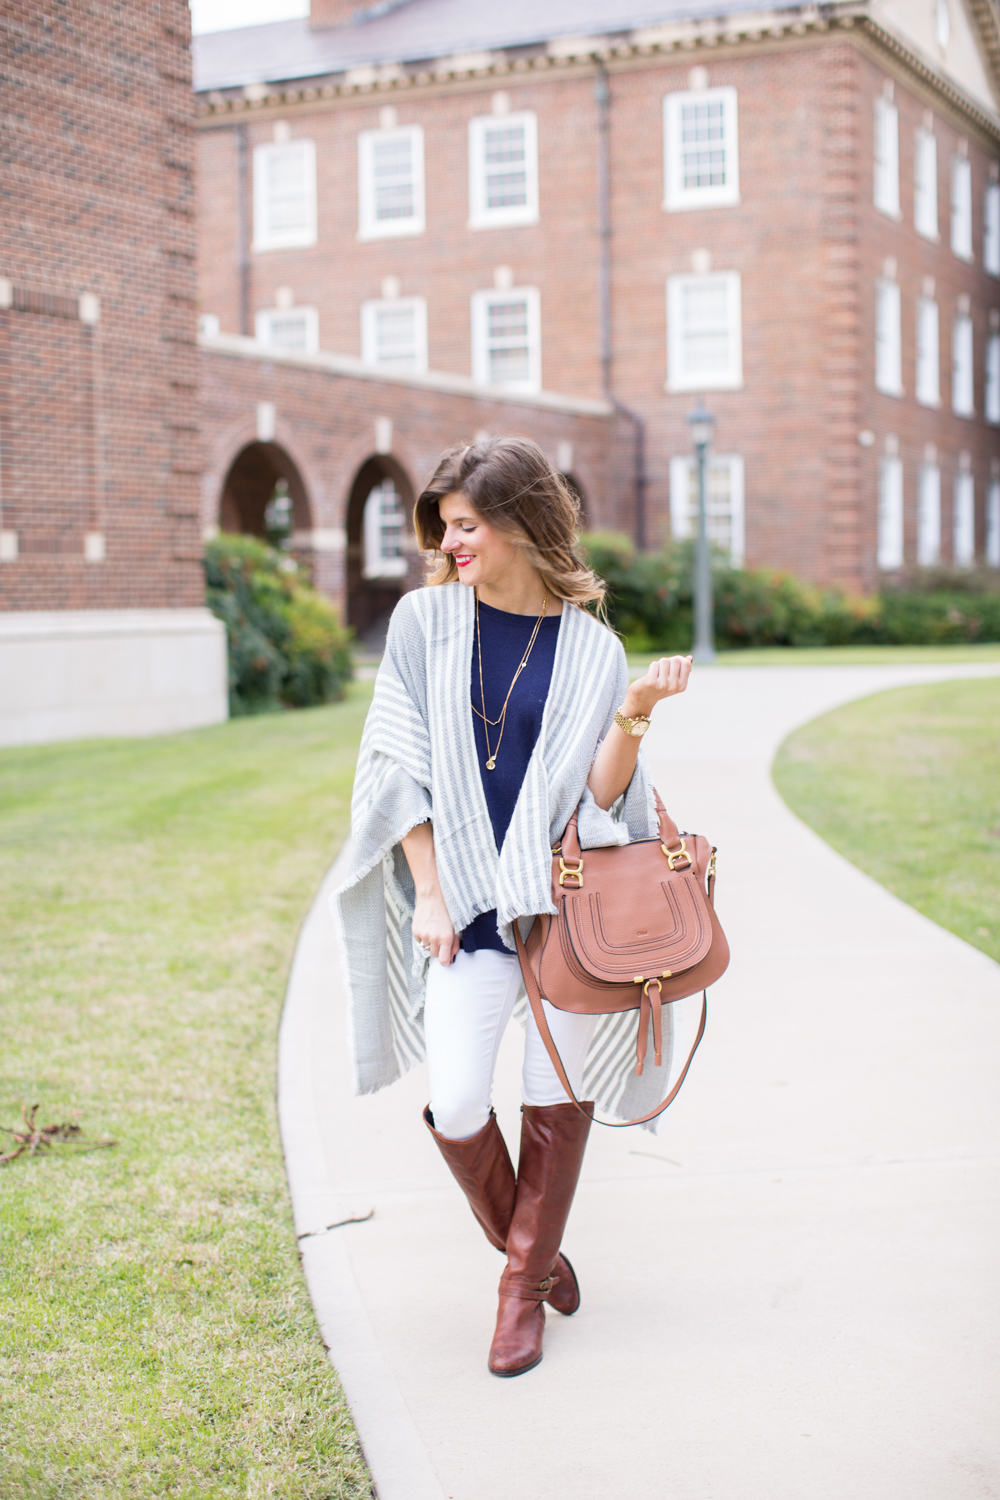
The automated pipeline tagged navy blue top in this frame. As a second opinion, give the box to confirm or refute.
[461,599,560,953]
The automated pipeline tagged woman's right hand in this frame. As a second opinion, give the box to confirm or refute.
[412,892,460,966]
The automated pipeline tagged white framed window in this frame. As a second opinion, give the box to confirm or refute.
[953,471,975,566]
[253,140,317,252]
[914,129,938,239]
[362,478,408,579]
[360,297,428,373]
[986,479,1000,566]
[666,272,743,392]
[916,297,940,407]
[358,126,425,240]
[951,156,973,260]
[669,454,745,566]
[875,279,903,396]
[986,333,1000,424]
[468,112,539,229]
[255,304,319,353]
[663,87,740,211]
[877,455,904,570]
[952,313,974,415]
[985,181,1000,276]
[470,286,541,393]
[874,96,900,218]
[917,464,941,565]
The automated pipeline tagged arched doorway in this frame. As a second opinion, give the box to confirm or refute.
[219,442,311,544]
[346,455,416,649]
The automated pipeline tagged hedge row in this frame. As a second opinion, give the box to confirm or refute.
[581,533,1000,650]
[204,535,353,715]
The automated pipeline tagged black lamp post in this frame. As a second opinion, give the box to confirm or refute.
[687,399,717,665]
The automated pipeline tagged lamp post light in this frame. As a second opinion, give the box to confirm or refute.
[687,399,717,665]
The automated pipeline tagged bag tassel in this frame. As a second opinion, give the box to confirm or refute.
[634,979,664,1077]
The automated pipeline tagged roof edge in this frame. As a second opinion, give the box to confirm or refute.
[194,4,1000,141]
[198,333,615,417]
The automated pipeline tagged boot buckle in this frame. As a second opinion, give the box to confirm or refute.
[538,1274,558,1294]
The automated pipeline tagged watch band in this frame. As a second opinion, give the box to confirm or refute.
[614,708,651,737]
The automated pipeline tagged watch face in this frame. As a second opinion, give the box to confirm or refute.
[630,719,650,736]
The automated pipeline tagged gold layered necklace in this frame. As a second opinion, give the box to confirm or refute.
[473,589,547,770]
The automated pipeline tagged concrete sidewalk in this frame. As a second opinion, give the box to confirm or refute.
[279,662,1000,1500]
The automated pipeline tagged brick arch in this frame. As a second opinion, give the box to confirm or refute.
[201,414,325,536]
[345,450,421,644]
[320,424,431,532]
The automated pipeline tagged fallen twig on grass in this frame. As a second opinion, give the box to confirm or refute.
[0,1103,118,1166]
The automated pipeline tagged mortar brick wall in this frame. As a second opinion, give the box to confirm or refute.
[196,25,1000,596]
[856,48,1000,587]
[0,0,202,611]
[199,342,628,623]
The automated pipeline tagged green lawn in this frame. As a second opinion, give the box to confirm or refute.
[628,643,1000,669]
[774,677,1000,965]
[0,687,375,1500]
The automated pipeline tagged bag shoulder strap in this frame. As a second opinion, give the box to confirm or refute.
[513,923,707,1129]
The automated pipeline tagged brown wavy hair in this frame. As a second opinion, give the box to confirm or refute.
[413,436,606,613]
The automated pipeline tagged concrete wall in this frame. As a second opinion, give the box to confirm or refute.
[0,610,228,748]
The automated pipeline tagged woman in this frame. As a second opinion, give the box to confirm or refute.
[334,437,691,1377]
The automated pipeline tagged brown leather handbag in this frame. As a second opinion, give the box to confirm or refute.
[514,792,729,1127]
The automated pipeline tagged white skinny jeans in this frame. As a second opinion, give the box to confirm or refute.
[424,948,598,1141]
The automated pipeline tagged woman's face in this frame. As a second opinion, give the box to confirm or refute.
[438,492,522,592]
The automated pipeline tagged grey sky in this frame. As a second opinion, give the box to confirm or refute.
[189,0,307,36]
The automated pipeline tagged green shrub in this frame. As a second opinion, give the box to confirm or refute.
[204,534,353,715]
[580,531,1000,650]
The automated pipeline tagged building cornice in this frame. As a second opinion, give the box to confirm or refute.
[198,332,614,416]
[853,12,1000,147]
[194,4,1000,147]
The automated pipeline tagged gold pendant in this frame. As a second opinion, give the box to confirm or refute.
[486,758,496,770]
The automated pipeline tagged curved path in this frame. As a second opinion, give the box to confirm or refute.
[279,663,1000,1500]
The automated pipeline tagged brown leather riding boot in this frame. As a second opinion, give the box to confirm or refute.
[488,1101,594,1378]
[422,1105,514,1251]
[423,1106,582,1314]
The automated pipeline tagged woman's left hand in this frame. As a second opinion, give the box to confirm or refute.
[623,655,693,719]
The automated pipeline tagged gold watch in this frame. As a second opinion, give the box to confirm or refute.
[614,708,651,737]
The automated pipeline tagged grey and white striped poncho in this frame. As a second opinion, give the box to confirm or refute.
[332,582,698,1129]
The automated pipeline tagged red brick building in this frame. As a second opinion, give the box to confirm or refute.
[1,0,226,743]
[194,0,1000,624]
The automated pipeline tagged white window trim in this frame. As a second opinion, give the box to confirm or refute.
[917,464,941,567]
[951,155,974,262]
[467,111,539,230]
[255,304,319,353]
[985,181,1000,277]
[874,96,901,219]
[915,297,940,408]
[877,454,904,570]
[663,86,740,212]
[358,125,426,241]
[986,333,1000,424]
[952,314,975,416]
[986,479,1000,567]
[360,296,429,373]
[914,128,939,241]
[953,471,975,567]
[666,271,743,393]
[669,454,745,566]
[252,139,317,252]
[875,278,903,397]
[362,479,408,580]
[470,285,542,394]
